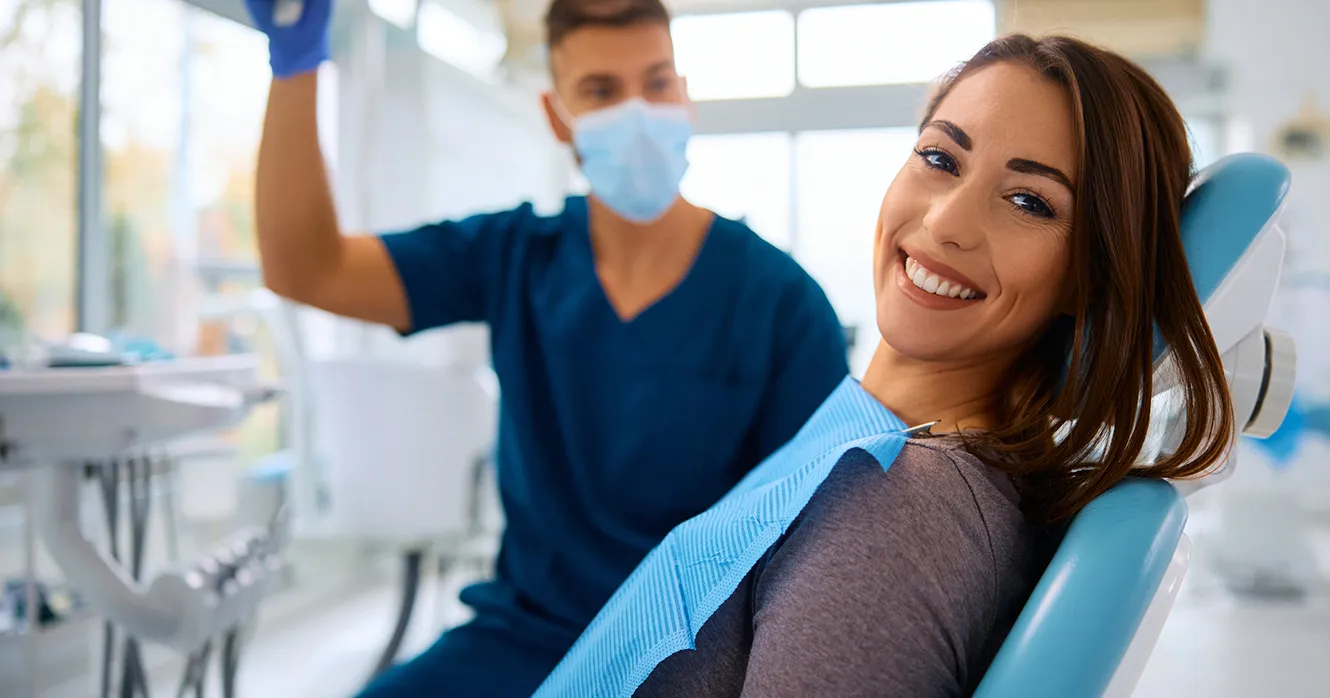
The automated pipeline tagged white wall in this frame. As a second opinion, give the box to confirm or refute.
[1205,0,1330,264]
[333,11,569,231]
[1205,0,1330,403]
[309,7,573,363]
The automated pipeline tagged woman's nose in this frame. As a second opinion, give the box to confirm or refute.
[922,186,985,251]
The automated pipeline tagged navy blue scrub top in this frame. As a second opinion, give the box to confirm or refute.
[379,196,848,650]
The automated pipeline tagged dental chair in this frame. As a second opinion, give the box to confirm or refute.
[972,153,1297,698]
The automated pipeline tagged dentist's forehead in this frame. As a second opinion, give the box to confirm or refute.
[549,23,676,82]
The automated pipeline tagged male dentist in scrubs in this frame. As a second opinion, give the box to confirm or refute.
[244,0,849,694]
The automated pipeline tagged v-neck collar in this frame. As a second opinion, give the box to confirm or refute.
[563,196,721,326]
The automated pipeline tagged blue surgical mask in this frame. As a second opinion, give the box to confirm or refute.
[567,98,693,224]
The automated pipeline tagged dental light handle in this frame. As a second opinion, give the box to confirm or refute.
[273,0,303,27]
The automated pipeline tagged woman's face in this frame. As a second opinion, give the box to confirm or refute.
[875,62,1078,364]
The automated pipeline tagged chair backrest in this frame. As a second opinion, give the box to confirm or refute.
[972,153,1292,698]
[310,357,500,541]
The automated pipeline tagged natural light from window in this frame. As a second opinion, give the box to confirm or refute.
[417,0,507,82]
[797,0,996,88]
[794,127,918,373]
[682,132,793,250]
[0,0,82,338]
[672,11,796,101]
[369,0,418,29]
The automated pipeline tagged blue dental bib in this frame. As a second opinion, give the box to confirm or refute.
[534,376,910,697]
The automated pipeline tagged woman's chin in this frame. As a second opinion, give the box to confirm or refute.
[877,316,970,364]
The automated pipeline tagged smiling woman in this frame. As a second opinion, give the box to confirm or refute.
[535,33,1235,698]
[873,62,1078,370]
[882,36,1232,525]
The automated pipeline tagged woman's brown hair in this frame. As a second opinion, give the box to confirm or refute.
[928,35,1235,524]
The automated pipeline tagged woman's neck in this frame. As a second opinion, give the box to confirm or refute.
[859,340,1012,434]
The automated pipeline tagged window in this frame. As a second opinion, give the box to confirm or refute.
[0,0,82,343]
[797,1,996,88]
[370,0,418,29]
[794,128,918,373]
[102,0,269,348]
[682,133,793,250]
[417,0,507,82]
[672,11,796,101]
[103,0,280,460]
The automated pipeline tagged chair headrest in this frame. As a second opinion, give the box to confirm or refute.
[1169,153,1291,359]
[1065,153,1291,386]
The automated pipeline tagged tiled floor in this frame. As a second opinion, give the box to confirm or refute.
[157,552,1330,698]
[35,479,1330,698]
[29,561,1330,698]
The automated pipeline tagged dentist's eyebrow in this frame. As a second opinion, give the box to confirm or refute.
[642,60,675,76]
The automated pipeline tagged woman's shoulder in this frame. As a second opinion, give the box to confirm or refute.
[818,439,1038,580]
[752,439,1043,691]
[835,437,1020,507]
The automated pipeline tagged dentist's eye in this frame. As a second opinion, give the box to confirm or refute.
[914,147,959,176]
[1009,192,1056,219]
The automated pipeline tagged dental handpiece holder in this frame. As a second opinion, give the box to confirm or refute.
[0,355,284,653]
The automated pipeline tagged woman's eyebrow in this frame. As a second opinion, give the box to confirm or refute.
[1007,158,1074,191]
[922,120,971,150]
[923,119,1075,192]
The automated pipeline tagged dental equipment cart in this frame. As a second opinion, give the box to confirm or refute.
[0,355,288,698]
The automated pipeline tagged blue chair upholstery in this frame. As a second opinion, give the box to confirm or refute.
[973,480,1186,698]
[972,153,1292,698]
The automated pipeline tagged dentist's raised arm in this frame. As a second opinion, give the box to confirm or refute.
[245,0,412,331]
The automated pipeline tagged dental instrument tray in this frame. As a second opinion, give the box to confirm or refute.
[0,354,272,462]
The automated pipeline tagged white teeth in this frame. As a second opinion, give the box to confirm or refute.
[903,255,977,300]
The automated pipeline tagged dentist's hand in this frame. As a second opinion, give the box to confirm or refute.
[243,0,333,79]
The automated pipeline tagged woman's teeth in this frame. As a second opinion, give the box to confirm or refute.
[904,256,979,300]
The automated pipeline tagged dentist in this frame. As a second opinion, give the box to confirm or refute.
[242,0,849,695]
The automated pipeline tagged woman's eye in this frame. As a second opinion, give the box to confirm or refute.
[914,148,959,176]
[1009,192,1055,219]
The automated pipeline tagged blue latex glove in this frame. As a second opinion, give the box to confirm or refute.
[243,0,332,79]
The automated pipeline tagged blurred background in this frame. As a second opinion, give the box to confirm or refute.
[1,0,1328,695]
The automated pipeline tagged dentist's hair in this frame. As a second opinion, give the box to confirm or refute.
[544,0,672,49]
[926,35,1235,524]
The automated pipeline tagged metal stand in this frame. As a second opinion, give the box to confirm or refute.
[367,548,427,680]
[93,457,155,698]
